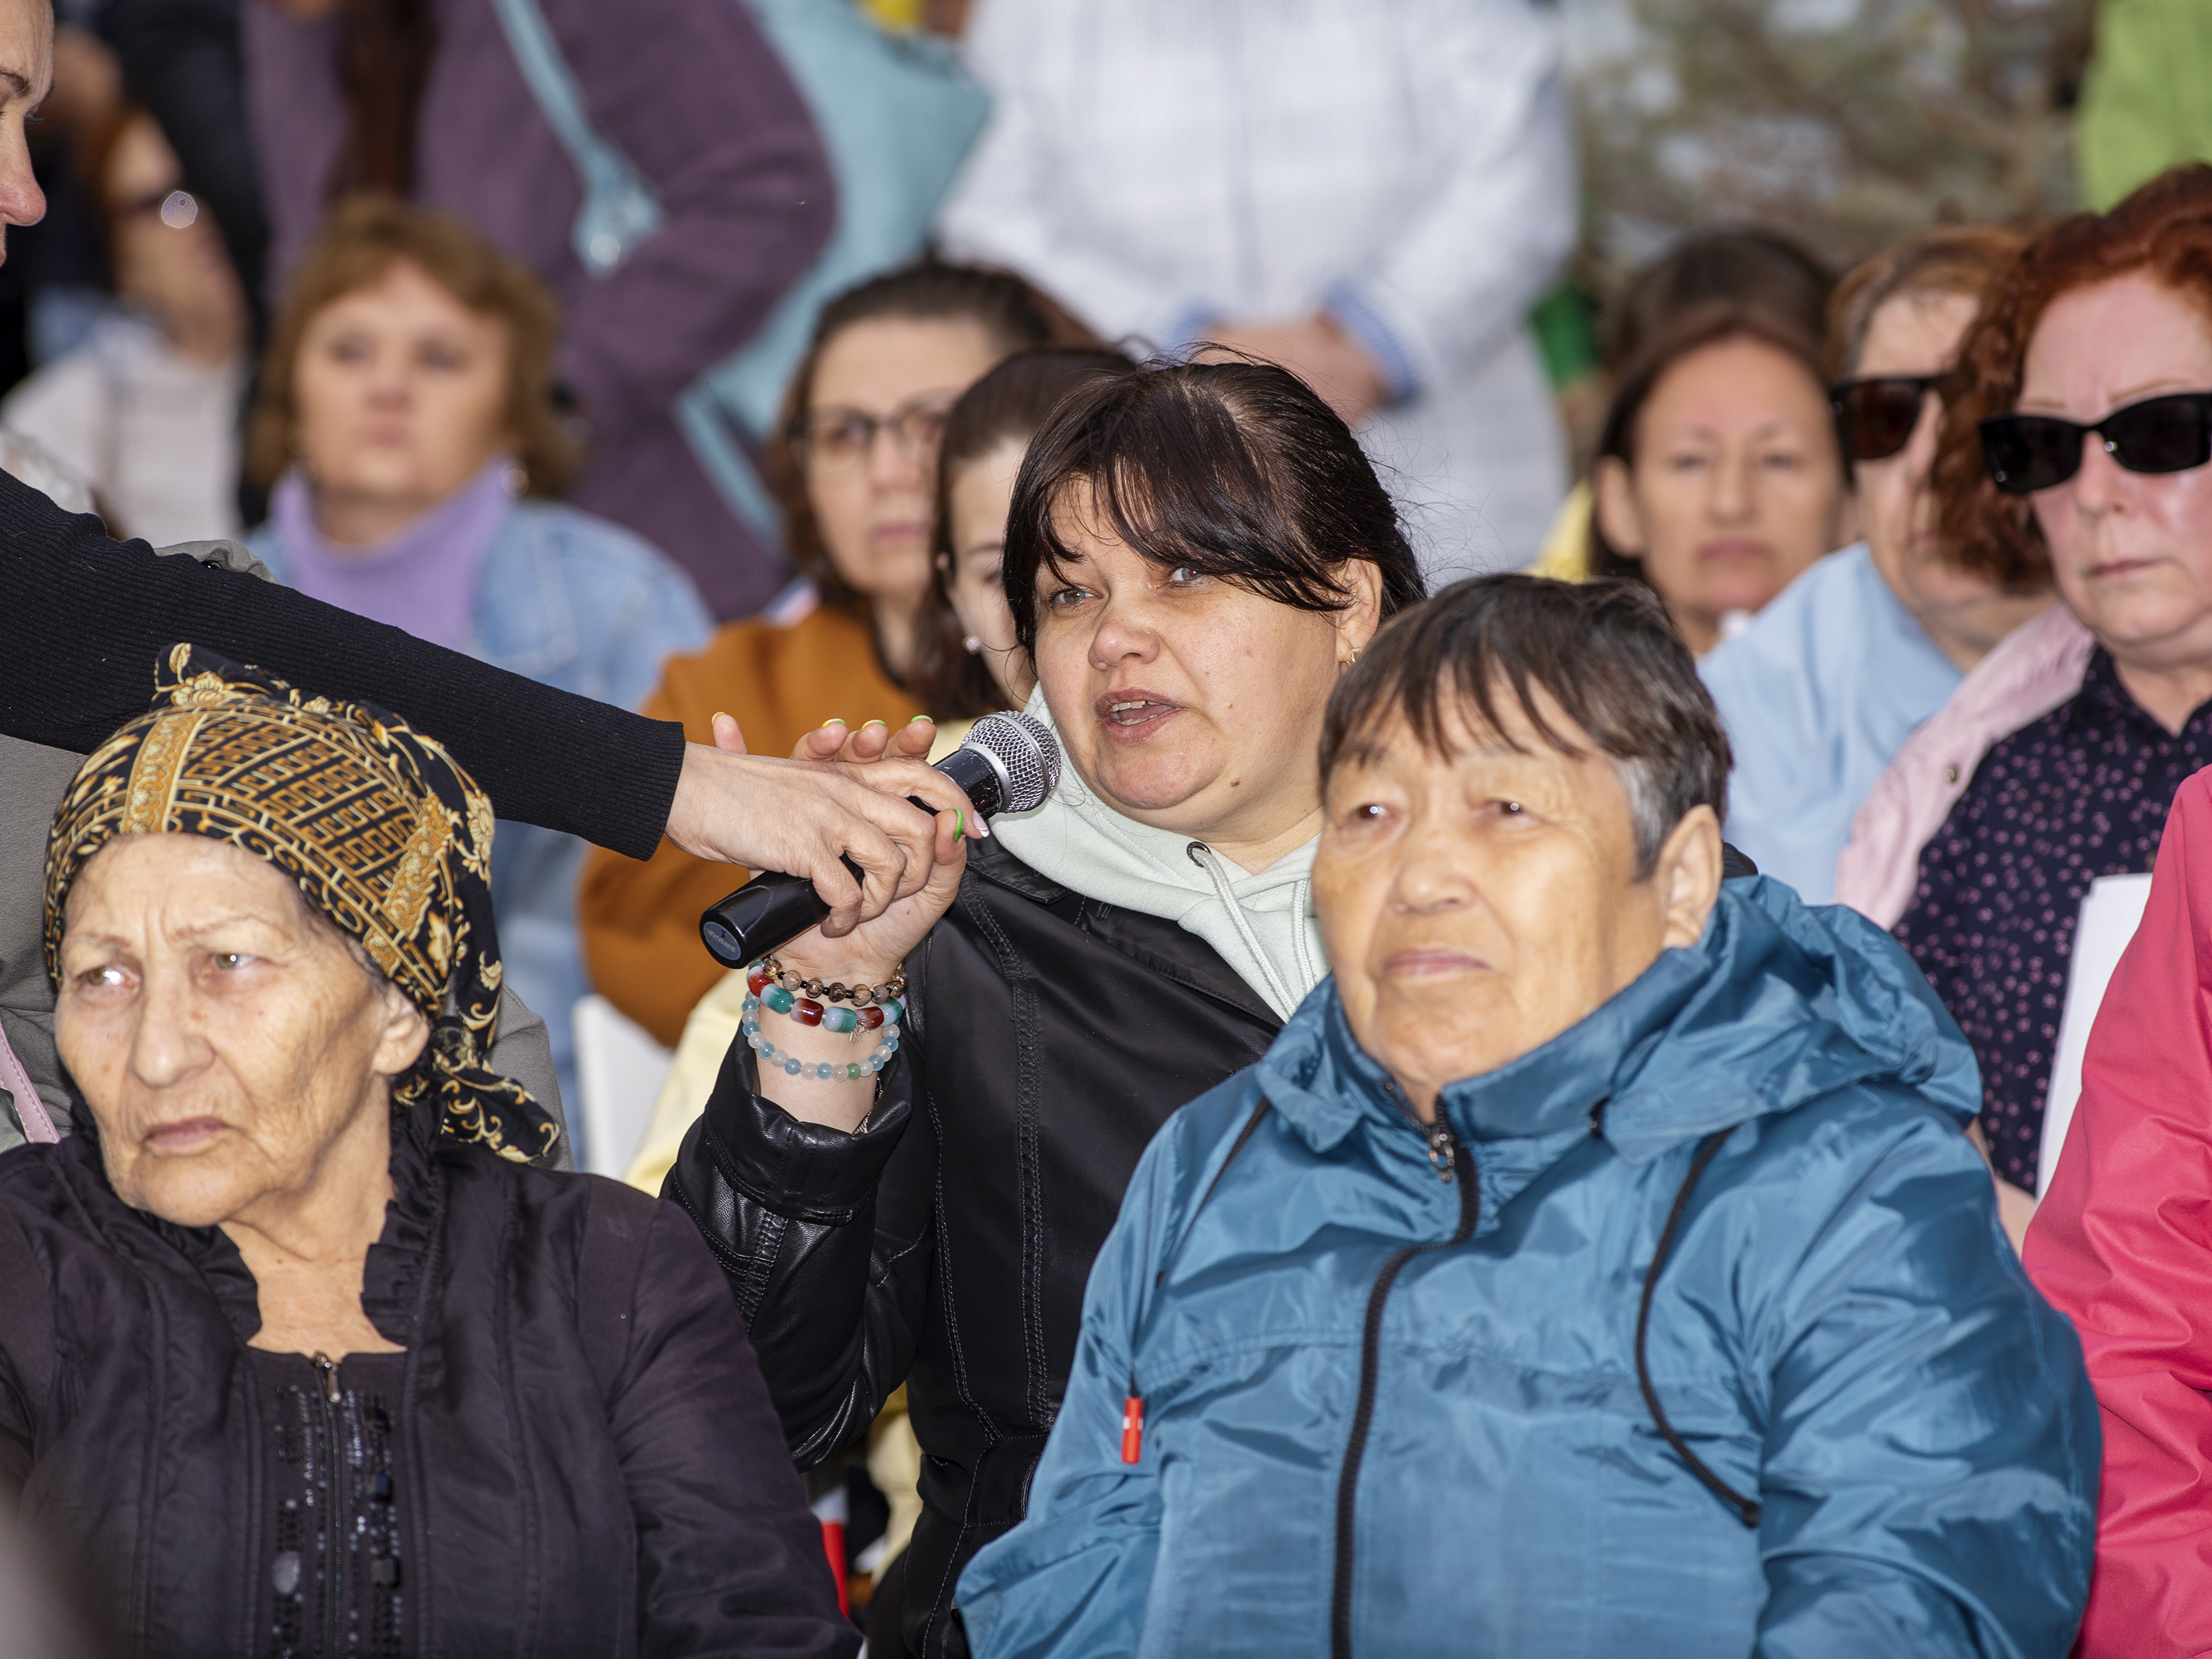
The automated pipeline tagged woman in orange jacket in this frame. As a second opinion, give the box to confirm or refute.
[581,264,1085,1044]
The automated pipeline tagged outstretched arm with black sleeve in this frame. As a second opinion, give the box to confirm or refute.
[0,476,965,924]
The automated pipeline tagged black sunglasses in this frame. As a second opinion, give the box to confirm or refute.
[1830,375,1943,463]
[1980,391,2212,496]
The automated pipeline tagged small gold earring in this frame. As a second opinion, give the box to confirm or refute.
[1349,645,1363,663]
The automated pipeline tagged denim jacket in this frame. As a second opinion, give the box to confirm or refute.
[250,501,713,1132]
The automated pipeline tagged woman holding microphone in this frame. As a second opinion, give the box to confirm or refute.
[663,360,1423,1657]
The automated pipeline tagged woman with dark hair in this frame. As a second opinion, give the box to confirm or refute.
[661,360,1425,1657]
[1588,304,1854,655]
[1532,226,1832,583]
[579,262,1087,1047]
[912,345,1135,723]
[621,344,1133,1198]
[960,574,2093,1658]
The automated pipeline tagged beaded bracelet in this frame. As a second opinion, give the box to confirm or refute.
[754,953,906,1010]
[742,994,900,1081]
[747,960,904,1033]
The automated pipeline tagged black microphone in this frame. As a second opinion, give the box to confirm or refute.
[697,710,1062,968]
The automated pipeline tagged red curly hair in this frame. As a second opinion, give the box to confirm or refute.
[1934,165,2212,589]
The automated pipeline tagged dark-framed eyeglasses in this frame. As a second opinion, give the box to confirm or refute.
[1980,391,2212,496]
[792,397,955,473]
[1830,374,1943,463]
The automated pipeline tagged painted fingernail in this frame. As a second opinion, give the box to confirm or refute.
[820,718,845,728]
[864,719,887,730]
[954,810,966,841]
[712,711,731,724]
[909,714,932,723]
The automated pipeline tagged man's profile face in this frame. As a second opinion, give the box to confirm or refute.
[0,0,53,261]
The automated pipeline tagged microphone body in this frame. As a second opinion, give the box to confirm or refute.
[698,712,1059,969]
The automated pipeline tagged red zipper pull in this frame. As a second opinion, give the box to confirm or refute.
[1120,1393,1145,1464]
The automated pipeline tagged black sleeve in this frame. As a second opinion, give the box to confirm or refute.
[663,1036,934,1467]
[0,1199,52,1497]
[612,1203,858,1659]
[0,475,684,860]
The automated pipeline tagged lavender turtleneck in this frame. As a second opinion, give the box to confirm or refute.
[272,461,517,653]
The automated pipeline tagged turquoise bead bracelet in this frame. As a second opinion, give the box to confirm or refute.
[742,994,899,1082]
[750,974,903,1034]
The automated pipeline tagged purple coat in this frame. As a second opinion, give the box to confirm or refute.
[245,0,836,619]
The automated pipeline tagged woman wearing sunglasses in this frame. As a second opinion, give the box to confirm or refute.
[1697,226,2047,902]
[1867,166,2212,1225]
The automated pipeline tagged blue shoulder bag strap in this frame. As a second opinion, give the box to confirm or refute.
[490,0,988,543]
[485,0,664,277]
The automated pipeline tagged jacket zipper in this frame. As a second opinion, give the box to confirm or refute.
[1329,1123,1478,1659]
[313,1352,342,1659]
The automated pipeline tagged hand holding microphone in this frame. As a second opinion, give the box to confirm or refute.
[699,711,1061,970]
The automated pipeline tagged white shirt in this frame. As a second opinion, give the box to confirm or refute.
[938,0,1578,580]
[1,313,244,547]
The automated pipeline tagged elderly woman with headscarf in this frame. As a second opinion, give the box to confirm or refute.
[957,576,2097,1658]
[0,646,852,1658]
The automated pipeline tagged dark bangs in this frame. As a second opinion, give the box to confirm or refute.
[1320,575,1730,874]
[1002,360,1425,651]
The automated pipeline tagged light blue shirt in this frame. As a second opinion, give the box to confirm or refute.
[1700,544,1962,903]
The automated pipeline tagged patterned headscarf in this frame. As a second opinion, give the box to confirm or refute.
[43,645,560,1164]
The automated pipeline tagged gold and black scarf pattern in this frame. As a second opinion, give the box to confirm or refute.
[43,644,560,1163]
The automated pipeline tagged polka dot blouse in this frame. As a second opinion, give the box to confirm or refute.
[1896,649,2212,1189]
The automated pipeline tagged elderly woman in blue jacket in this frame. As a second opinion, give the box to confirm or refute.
[246,197,712,1126]
[958,574,2098,1658]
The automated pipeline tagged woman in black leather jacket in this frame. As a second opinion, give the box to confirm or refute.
[666,362,1426,1656]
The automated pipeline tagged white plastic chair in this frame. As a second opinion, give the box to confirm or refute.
[2037,872,2155,1197]
[572,994,674,1179]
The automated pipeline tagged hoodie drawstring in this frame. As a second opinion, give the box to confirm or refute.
[1290,876,1317,996]
[1187,841,1298,1016]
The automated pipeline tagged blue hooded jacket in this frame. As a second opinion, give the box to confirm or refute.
[957,879,2098,1658]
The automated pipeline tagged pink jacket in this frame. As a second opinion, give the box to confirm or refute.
[1832,603,2094,926]
[2024,766,2212,1654]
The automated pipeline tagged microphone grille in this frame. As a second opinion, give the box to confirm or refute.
[963,712,1061,813]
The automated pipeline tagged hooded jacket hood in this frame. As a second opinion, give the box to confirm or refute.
[993,688,1326,1020]
[1256,875,1978,1203]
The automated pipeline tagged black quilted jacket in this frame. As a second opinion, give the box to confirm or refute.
[0,1101,852,1658]
[666,836,1283,1658]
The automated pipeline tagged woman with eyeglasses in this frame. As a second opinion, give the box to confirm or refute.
[1697,225,2049,902]
[580,263,1088,1048]
[1872,166,2212,1217]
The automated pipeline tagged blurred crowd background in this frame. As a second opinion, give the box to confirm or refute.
[6,0,2212,1640]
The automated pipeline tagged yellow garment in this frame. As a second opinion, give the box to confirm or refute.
[858,0,924,28]
[621,717,974,1197]
[1527,482,1593,581]
[868,1389,924,1568]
